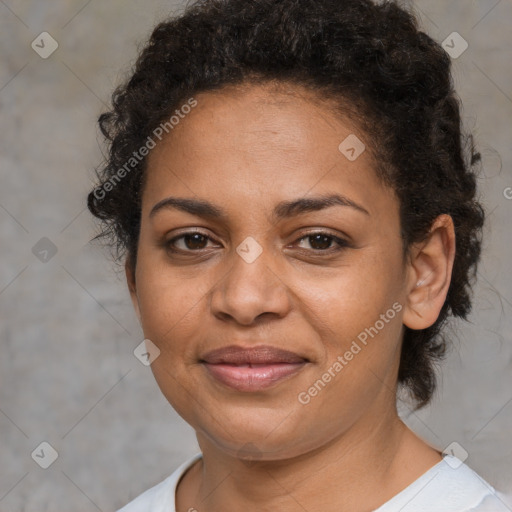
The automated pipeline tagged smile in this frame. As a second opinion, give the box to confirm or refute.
[202,361,307,392]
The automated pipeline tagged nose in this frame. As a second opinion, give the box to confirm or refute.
[209,241,291,326]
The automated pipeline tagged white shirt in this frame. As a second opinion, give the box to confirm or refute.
[117,453,510,512]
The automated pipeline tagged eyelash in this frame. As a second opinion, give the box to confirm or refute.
[164,230,351,255]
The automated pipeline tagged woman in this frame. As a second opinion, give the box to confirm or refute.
[87,0,509,510]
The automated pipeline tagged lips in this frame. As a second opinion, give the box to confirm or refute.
[201,345,307,365]
[200,345,308,392]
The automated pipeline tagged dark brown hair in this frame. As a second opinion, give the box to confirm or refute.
[87,0,485,408]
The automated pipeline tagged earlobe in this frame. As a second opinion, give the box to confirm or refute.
[403,214,456,330]
[125,258,142,323]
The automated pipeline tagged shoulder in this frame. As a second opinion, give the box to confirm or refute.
[376,455,509,512]
[468,492,512,512]
[116,453,202,512]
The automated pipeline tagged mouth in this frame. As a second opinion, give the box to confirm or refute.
[200,345,309,392]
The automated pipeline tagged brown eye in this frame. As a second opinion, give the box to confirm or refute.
[182,233,208,250]
[295,232,350,252]
[166,231,218,252]
[307,234,333,250]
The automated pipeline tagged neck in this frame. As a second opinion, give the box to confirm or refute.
[177,401,441,512]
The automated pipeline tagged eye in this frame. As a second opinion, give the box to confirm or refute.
[164,230,350,255]
[294,232,350,252]
[165,231,220,252]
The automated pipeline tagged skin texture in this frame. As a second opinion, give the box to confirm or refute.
[126,82,455,512]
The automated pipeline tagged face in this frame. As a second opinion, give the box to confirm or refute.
[127,82,420,461]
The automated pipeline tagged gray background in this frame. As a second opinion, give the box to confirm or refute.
[0,0,511,510]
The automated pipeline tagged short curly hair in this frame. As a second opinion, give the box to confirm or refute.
[87,0,485,409]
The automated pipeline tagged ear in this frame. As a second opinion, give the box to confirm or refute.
[403,214,456,330]
[125,257,141,324]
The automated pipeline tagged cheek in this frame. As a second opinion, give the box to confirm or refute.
[134,250,202,343]
[293,255,405,403]
[295,251,401,332]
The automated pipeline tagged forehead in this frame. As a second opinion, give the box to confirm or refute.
[169,81,368,155]
[143,82,393,218]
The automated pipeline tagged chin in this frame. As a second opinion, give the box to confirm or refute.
[194,408,318,458]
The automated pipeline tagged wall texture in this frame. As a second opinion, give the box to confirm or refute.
[0,0,511,510]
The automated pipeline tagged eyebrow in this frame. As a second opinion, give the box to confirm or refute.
[149,193,370,221]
